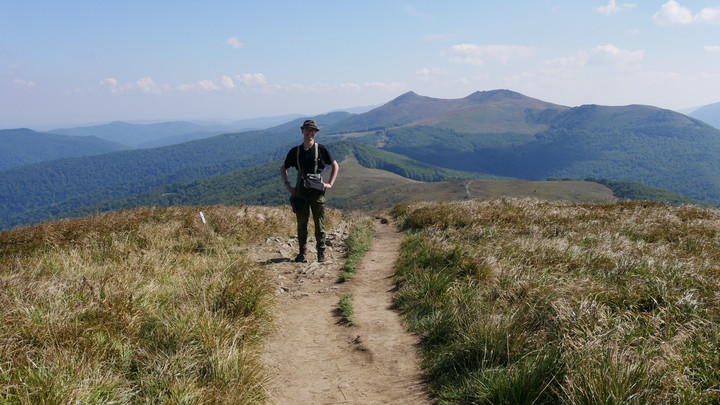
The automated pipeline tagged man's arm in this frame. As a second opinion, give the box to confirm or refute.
[324,160,339,190]
[280,163,296,197]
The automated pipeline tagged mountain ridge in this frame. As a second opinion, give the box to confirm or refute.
[2,89,720,230]
[689,101,720,130]
[0,128,129,171]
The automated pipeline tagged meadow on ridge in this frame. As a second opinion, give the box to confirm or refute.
[392,198,720,404]
[0,205,340,403]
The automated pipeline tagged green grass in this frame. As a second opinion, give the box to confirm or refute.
[337,294,354,325]
[392,198,720,404]
[338,218,376,282]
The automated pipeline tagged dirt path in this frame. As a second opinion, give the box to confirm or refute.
[257,219,431,404]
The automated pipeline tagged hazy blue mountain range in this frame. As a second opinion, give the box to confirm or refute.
[0,112,352,229]
[0,128,128,171]
[48,115,304,148]
[2,89,720,230]
[689,101,720,130]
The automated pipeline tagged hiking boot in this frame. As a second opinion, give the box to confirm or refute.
[317,250,326,263]
[295,246,308,263]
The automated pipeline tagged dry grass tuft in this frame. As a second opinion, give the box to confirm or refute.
[393,198,720,404]
[0,205,301,403]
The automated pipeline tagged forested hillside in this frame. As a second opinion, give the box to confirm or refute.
[8,141,489,227]
[0,128,128,171]
[363,103,720,203]
[0,113,351,229]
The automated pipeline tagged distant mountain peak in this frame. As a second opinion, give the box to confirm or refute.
[389,91,427,105]
[464,89,520,101]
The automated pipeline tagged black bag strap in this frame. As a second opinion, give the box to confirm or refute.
[296,143,318,174]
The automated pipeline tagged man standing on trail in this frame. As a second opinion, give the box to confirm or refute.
[280,119,339,263]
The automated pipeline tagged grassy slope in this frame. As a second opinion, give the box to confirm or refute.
[0,205,342,403]
[392,199,720,404]
[331,156,616,212]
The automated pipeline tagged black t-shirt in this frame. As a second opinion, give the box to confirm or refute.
[283,143,334,176]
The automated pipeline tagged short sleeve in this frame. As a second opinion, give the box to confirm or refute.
[283,146,298,169]
[320,145,334,165]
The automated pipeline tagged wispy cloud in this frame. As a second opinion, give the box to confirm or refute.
[590,44,644,69]
[134,77,161,94]
[706,45,720,54]
[597,0,636,15]
[402,4,433,20]
[445,44,534,65]
[13,78,36,88]
[100,78,119,93]
[226,37,245,50]
[177,73,267,92]
[220,75,234,89]
[234,73,267,85]
[543,44,643,70]
[197,80,220,91]
[100,77,162,94]
[363,81,406,91]
[653,1,720,25]
[416,67,447,81]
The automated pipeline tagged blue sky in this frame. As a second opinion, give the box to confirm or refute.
[1,0,719,129]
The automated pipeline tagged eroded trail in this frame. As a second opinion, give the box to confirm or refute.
[258,219,431,404]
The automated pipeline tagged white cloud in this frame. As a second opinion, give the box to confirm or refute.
[13,78,36,88]
[197,80,220,91]
[100,77,162,94]
[221,75,235,89]
[541,51,590,71]
[653,1,694,24]
[416,67,447,81]
[234,73,267,85]
[134,77,160,94]
[706,45,720,54]
[338,82,362,90]
[653,1,720,25]
[363,81,405,91]
[542,44,642,71]
[177,74,266,92]
[100,77,119,93]
[696,6,720,24]
[227,37,245,50]
[446,44,534,65]
[590,44,644,69]
[597,0,636,15]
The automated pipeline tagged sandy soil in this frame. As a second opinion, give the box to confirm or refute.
[255,219,432,404]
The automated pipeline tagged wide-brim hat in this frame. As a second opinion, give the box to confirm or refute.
[301,119,320,131]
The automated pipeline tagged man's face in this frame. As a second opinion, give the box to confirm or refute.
[302,128,318,139]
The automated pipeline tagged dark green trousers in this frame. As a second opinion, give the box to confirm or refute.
[296,192,326,252]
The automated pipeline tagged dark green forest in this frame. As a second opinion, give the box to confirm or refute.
[9,141,485,227]
[0,128,128,171]
[369,114,720,204]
